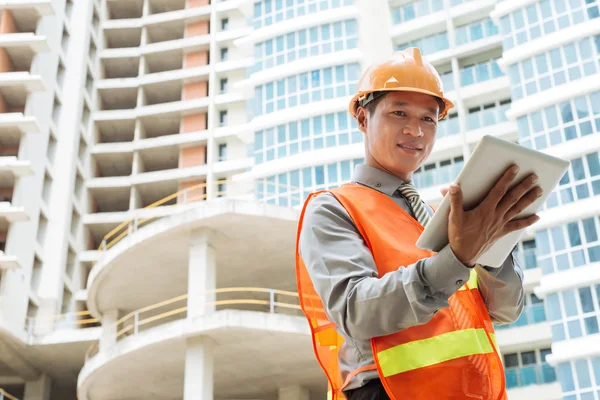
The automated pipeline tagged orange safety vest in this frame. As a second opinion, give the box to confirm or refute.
[296,184,507,400]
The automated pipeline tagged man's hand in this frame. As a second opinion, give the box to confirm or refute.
[446,165,542,267]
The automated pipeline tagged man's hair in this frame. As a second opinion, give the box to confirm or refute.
[364,92,445,118]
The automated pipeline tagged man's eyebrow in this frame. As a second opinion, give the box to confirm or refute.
[390,101,437,114]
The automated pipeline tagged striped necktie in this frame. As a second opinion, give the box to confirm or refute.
[398,182,431,227]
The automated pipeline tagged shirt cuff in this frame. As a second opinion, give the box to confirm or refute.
[422,245,471,297]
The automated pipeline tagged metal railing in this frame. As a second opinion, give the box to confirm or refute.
[95,180,303,256]
[0,389,19,400]
[27,310,100,338]
[85,287,301,362]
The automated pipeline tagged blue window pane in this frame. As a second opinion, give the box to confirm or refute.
[563,290,578,317]
[341,160,351,181]
[592,357,600,385]
[556,253,570,270]
[587,153,600,176]
[536,230,551,254]
[327,163,338,183]
[551,227,566,251]
[585,317,599,335]
[568,320,583,338]
[545,106,559,128]
[568,222,582,246]
[302,167,312,187]
[579,287,595,313]
[546,294,562,321]
[583,218,598,242]
[315,166,324,185]
[558,362,575,392]
[589,245,600,262]
[573,249,586,267]
[576,360,592,388]
[552,323,566,341]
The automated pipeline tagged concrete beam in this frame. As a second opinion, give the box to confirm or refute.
[0,376,25,385]
[0,340,40,381]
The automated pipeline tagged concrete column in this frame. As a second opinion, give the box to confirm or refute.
[99,309,119,351]
[37,0,94,327]
[183,336,215,400]
[23,374,51,400]
[187,230,217,318]
[205,3,219,201]
[278,386,310,400]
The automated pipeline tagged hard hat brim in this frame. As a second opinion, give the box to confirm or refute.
[349,87,454,121]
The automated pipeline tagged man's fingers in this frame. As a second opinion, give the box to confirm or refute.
[440,187,449,197]
[504,186,543,222]
[448,184,464,223]
[503,214,540,234]
[497,174,540,216]
[481,165,519,210]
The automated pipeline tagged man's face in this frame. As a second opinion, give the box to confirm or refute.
[357,91,440,182]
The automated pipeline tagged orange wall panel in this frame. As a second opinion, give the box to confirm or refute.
[8,105,24,113]
[0,48,14,73]
[184,81,208,100]
[188,0,211,8]
[0,10,17,34]
[182,113,207,133]
[185,51,208,68]
[178,180,206,203]
[180,146,206,168]
[186,20,209,37]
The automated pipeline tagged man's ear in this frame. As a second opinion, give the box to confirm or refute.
[356,107,368,135]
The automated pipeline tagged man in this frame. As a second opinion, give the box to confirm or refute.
[295,48,542,400]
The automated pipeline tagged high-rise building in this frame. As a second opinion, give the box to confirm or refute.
[0,0,598,399]
[492,1,600,399]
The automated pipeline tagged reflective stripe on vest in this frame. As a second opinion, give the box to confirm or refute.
[377,328,496,378]
[457,268,478,291]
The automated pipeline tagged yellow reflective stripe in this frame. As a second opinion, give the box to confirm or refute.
[377,328,494,377]
[457,268,478,291]
[326,390,332,400]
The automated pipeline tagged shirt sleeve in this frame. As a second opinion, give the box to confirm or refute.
[475,249,525,325]
[298,193,471,341]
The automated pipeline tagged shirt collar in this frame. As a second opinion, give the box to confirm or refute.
[351,164,408,196]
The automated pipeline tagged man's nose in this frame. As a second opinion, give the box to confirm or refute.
[402,120,423,137]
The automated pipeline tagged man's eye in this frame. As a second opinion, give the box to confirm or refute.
[423,117,435,123]
[393,111,406,116]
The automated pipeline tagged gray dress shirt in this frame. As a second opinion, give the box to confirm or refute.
[298,164,524,391]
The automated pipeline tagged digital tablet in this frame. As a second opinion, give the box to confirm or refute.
[415,135,570,268]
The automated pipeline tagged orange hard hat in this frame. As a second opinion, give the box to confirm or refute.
[349,47,454,120]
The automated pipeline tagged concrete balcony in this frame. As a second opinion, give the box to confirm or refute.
[0,0,54,32]
[506,382,562,400]
[0,33,50,71]
[215,56,253,73]
[86,165,209,191]
[93,97,210,122]
[0,201,27,223]
[96,65,211,91]
[0,72,45,105]
[0,250,19,269]
[102,3,210,30]
[0,113,40,144]
[0,156,33,178]
[497,322,553,354]
[77,308,317,400]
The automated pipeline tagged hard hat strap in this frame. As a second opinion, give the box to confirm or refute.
[359,91,387,108]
